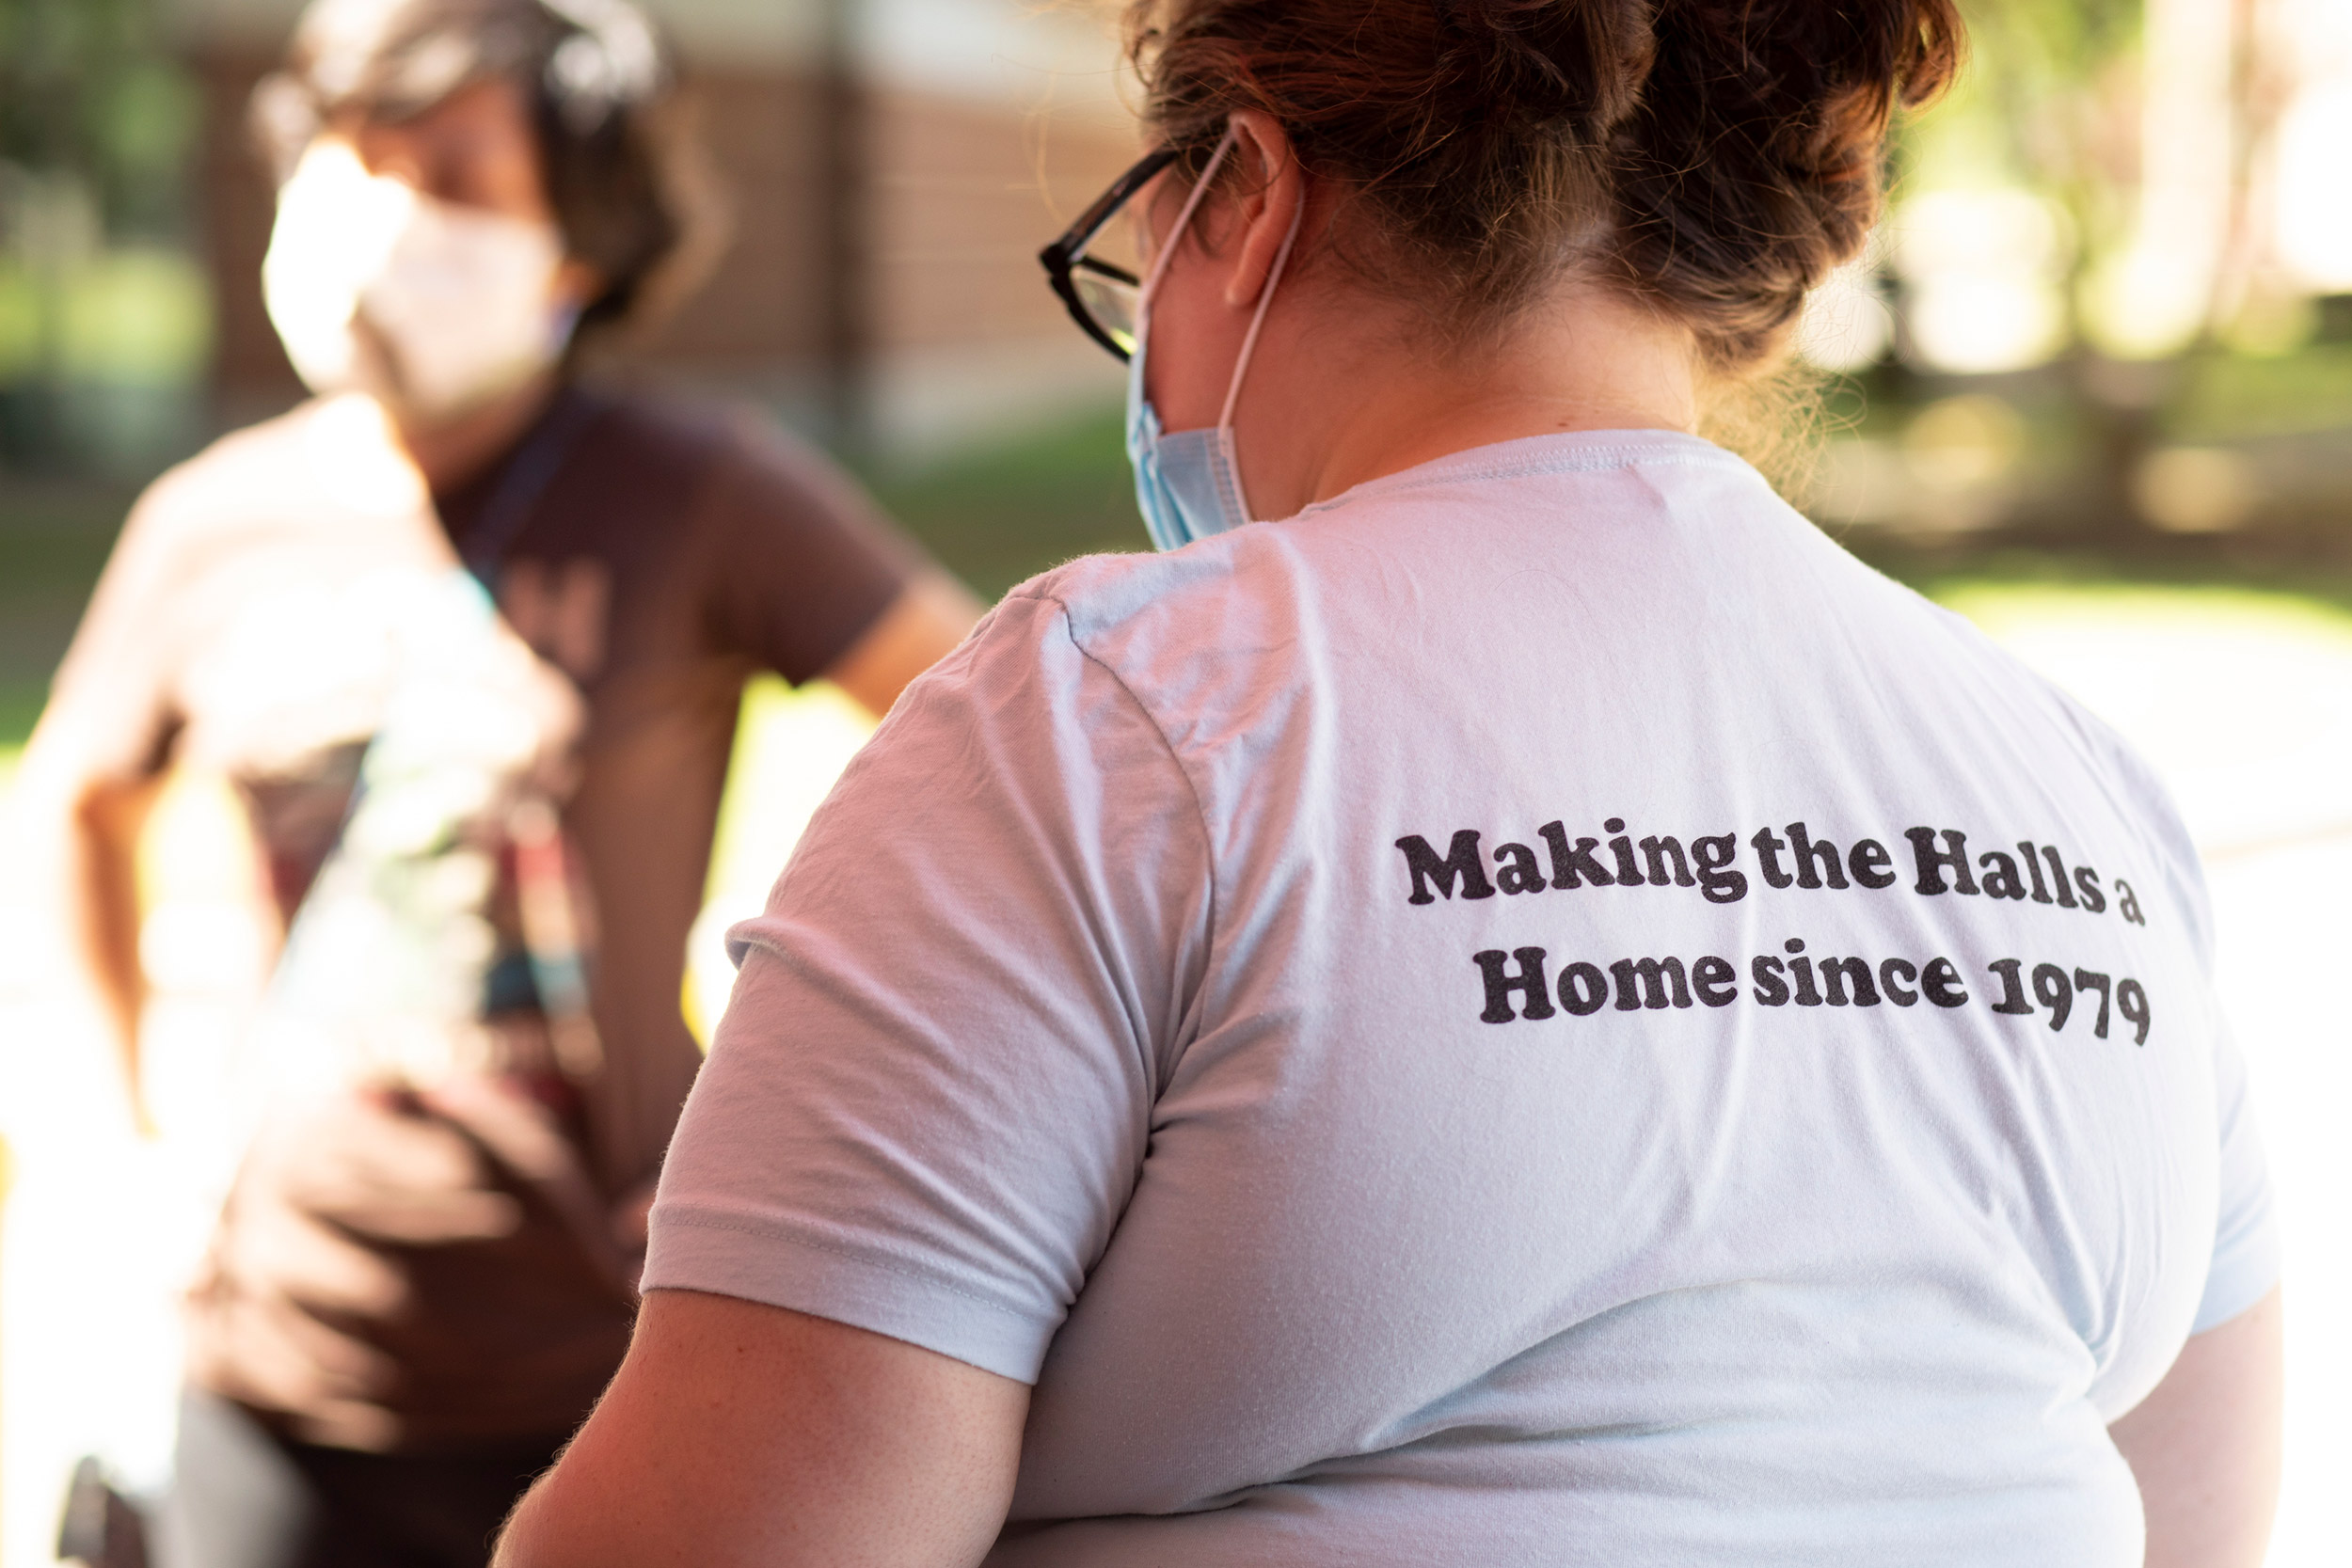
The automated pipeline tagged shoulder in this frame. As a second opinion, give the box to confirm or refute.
[981,531,1326,776]
[130,400,326,531]
[1804,549,2214,944]
[173,397,322,478]
[570,388,720,456]
[580,389,863,513]
[1010,544,1232,638]
[900,549,1229,745]
[825,574,1200,861]
[999,535,1272,684]
[1832,554,2171,810]
[2027,660,2213,953]
[98,399,405,589]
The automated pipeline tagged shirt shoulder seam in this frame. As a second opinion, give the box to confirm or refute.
[1028,589,1219,1089]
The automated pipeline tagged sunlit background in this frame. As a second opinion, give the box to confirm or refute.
[3,0,2352,1563]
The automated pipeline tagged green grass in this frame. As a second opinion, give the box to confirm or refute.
[2169,342,2352,444]
[0,685,46,748]
[1931,577,2352,641]
[1844,536,2352,625]
[864,406,1144,602]
[0,479,135,749]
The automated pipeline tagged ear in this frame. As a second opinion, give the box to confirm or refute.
[1219,110,1305,310]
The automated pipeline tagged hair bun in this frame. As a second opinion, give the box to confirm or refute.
[1433,0,1655,144]
[1129,0,1960,371]
[1611,0,1962,366]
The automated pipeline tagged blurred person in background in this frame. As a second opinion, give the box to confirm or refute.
[11,0,979,1562]
[499,1,2280,1565]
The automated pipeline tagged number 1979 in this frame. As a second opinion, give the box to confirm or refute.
[1986,958,2149,1044]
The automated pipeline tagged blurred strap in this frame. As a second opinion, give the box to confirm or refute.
[458,391,601,584]
[510,794,606,1082]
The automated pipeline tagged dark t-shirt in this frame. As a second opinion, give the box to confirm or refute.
[45,388,916,1447]
[434,387,914,1194]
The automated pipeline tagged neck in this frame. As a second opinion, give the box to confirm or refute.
[1233,283,1701,521]
[389,369,564,494]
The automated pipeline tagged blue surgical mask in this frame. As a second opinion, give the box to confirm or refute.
[1125,125,1305,551]
[1125,338,1249,552]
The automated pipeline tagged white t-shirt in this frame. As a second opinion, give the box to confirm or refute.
[645,429,2277,1566]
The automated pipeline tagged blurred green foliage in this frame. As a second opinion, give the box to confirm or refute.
[1892,0,2142,327]
[0,0,199,240]
[1942,0,2141,206]
[0,0,210,469]
[56,249,213,382]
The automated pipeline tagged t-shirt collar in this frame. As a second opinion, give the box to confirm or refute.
[1287,426,1745,523]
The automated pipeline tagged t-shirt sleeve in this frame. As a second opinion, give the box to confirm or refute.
[703,415,926,686]
[25,478,187,787]
[2072,698,2279,1336]
[642,588,1214,1381]
[2192,1015,2279,1333]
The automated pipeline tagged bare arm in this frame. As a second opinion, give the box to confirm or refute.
[69,774,161,1084]
[12,480,184,1108]
[494,1288,1028,1568]
[2110,1285,2282,1568]
[12,701,166,1110]
[822,572,984,718]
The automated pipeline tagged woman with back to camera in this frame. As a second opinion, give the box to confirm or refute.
[500,2,2281,1564]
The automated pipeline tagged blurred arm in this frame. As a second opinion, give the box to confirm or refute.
[10,482,185,1102]
[493,1287,1027,1568]
[68,772,163,1080]
[8,730,167,1117]
[2109,1285,2282,1568]
[821,572,983,718]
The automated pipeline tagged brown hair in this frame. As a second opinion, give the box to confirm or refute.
[253,0,728,336]
[1125,0,1961,373]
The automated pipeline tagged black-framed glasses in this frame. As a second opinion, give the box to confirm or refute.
[1039,146,1178,363]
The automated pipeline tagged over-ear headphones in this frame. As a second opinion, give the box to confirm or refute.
[538,0,665,135]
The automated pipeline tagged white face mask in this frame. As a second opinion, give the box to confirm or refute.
[262,140,578,422]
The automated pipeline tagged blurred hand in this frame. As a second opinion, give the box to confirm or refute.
[185,1078,641,1449]
[272,1085,526,1245]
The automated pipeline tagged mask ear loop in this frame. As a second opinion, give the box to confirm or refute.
[1211,150,1306,522]
[1136,122,1241,325]
[1216,176,1306,433]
